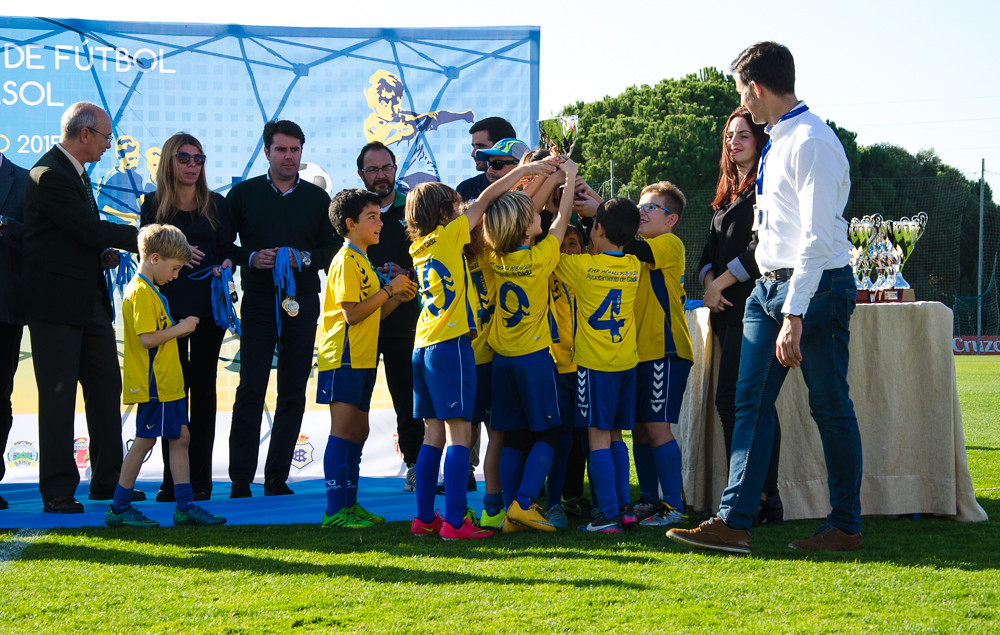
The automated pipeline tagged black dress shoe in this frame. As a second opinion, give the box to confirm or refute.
[230,480,252,499]
[43,496,84,514]
[264,482,294,496]
[89,489,146,502]
[0,494,8,510]
[193,489,211,501]
[156,489,176,503]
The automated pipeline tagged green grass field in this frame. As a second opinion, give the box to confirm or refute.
[2,357,997,633]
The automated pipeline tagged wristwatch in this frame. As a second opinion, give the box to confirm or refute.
[300,250,312,267]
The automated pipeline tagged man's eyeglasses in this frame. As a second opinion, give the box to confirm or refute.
[639,202,675,216]
[86,127,113,144]
[361,164,396,176]
[488,159,517,171]
[176,152,207,166]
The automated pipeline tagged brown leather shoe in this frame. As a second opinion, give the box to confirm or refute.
[789,524,863,551]
[666,517,751,554]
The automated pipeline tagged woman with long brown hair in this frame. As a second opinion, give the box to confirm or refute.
[698,106,783,525]
[139,132,234,502]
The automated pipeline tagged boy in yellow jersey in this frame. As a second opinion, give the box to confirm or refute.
[106,224,225,528]
[554,198,642,533]
[317,189,417,529]
[482,158,577,533]
[624,182,694,527]
[406,161,554,540]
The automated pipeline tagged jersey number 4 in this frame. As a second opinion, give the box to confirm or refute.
[588,289,624,343]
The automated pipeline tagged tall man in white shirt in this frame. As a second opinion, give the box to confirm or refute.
[667,42,863,553]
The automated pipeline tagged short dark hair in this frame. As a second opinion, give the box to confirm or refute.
[329,188,381,237]
[469,117,516,145]
[731,41,795,96]
[595,197,640,247]
[263,120,305,149]
[356,141,396,170]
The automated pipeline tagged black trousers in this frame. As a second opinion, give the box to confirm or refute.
[377,331,424,465]
[0,321,23,484]
[228,291,318,487]
[160,319,226,494]
[29,296,123,501]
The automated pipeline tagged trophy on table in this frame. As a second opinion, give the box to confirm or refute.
[887,212,928,290]
[538,115,579,157]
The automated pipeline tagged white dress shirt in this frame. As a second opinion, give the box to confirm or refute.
[755,102,852,316]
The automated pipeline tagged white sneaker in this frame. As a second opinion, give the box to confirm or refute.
[403,464,416,492]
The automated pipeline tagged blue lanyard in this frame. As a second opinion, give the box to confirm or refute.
[137,273,176,327]
[188,266,241,335]
[756,103,810,196]
[347,242,390,285]
[273,247,302,335]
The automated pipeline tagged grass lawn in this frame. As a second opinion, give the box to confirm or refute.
[2,357,997,633]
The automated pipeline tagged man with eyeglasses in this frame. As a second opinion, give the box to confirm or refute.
[456,117,517,202]
[356,141,424,490]
[23,101,140,513]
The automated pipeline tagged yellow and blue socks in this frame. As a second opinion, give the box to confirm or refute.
[610,441,631,510]
[324,435,350,515]
[652,439,684,512]
[443,445,469,528]
[415,443,442,523]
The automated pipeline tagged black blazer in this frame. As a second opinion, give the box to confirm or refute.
[23,146,138,326]
[0,156,29,325]
[698,187,761,328]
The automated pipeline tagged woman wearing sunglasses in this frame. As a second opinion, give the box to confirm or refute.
[697,106,783,526]
[139,132,235,503]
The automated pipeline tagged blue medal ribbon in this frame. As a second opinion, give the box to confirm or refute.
[136,273,176,328]
[347,242,388,285]
[188,266,241,336]
[273,247,302,335]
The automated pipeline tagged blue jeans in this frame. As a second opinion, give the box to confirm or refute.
[717,265,862,533]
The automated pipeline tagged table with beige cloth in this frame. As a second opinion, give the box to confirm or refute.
[677,301,988,522]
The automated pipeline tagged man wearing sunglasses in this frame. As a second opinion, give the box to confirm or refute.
[455,117,516,202]
[356,141,423,490]
[474,138,529,188]
[23,102,140,513]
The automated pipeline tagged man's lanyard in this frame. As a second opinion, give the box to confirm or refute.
[756,103,810,196]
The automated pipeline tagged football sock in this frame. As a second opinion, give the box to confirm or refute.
[111,484,132,513]
[415,444,442,524]
[483,492,504,516]
[499,446,525,509]
[443,444,470,529]
[324,435,350,515]
[174,482,194,512]
[610,440,631,510]
[653,440,684,512]
[546,423,574,509]
[347,442,364,508]
[516,440,555,510]
[589,448,618,519]
[633,441,658,503]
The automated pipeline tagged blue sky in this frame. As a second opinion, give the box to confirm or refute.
[7,0,999,196]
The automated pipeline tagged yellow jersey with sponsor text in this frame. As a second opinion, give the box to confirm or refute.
[487,234,560,357]
[318,244,382,371]
[410,214,474,348]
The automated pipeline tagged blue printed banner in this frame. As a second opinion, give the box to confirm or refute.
[1,17,540,223]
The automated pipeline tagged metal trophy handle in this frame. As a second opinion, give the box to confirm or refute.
[538,115,579,157]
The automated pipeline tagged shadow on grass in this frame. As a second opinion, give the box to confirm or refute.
[967,446,1000,452]
[662,497,998,569]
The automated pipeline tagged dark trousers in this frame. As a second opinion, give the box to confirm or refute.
[712,316,781,496]
[160,320,225,494]
[30,296,123,501]
[228,290,318,487]
[377,331,423,465]
[0,321,23,483]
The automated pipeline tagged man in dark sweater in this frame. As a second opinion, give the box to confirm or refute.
[356,141,423,490]
[455,117,516,201]
[227,120,340,498]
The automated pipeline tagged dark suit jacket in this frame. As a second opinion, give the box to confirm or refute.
[0,155,29,325]
[23,146,138,326]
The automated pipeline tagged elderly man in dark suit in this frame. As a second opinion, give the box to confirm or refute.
[23,102,139,513]
[0,152,29,510]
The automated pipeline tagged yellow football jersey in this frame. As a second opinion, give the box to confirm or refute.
[468,251,496,365]
[635,233,693,363]
[487,234,560,357]
[554,252,641,372]
[122,275,185,404]
[548,274,576,374]
[410,215,475,348]
[317,244,382,371]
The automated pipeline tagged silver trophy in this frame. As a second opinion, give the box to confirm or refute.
[538,115,579,157]
[889,212,928,290]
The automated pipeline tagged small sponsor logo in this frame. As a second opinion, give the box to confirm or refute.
[74,437,90,469]
[291,434,315,470]
[953,336,1000,355]
[5,440,39,468]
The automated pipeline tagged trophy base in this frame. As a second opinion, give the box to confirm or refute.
[856,288,915,304]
